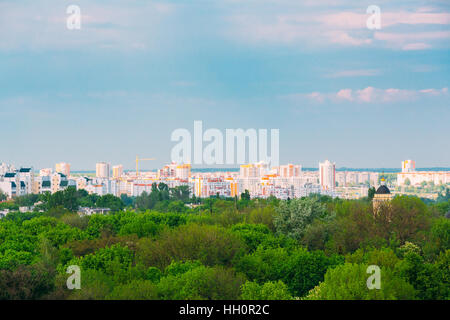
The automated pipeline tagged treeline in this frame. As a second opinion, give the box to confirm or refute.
[0,192,449,300]
[0,188,127,214]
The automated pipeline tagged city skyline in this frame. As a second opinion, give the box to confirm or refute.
[2,158,448,202]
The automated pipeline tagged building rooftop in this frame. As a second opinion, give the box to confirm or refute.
[376,185,391,194]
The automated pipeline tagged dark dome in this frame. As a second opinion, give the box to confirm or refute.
[376,185,391,194]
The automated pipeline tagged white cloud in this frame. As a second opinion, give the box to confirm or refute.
[226,6,450,50]
[356,87,377,103]
[336,89,353,101]
[290,87,449,104]
[307,92,325,103]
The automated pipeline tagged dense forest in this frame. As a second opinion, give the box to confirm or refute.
[0,185,449,300]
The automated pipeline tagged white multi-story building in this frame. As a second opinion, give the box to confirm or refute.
[0,172,18,198]
[55,162,71,176]
[17,168,34,195]
[275,164,301,178]
[397,160,450,186]
[0,167,34,198]
[51,172,70,194]
[335,171,379,187]
[96,162,110,179]
[319,160,336,191]
[175,163,191,180]
[112,165,123,179]
[402,160,416,173]
[240,162,269,178]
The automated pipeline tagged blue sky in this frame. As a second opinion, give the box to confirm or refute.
[0,0,449,170]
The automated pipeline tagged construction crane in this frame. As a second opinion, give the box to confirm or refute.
[135,156,155,176]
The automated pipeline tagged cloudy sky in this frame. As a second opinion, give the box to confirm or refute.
[0,0,449,170]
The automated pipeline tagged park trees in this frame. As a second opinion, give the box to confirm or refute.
[241,280,292,300]
[305,263,416,300]
[136,223,246,269]
[274,196,329,241]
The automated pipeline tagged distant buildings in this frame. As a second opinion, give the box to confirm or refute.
[0,167,34,198]
[319,160,336,191]
[158,162,191,180]
[55,162,71,176]
[79,207,111,215]
[276,164,301,178]
[112,165,123,179]
[240,162,269,178]
[0,157,448,202]
[397,160,450,186]
[335,171,379,187]
[96,162,110,179]
[402,160,416,173]
[175,163,191,180]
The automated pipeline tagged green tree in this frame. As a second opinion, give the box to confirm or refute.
[136,224,246,269]
[395,250,449,300]
[170,185,190,202]
[274,196,328,241]
[0,189,7,201]
[235,246,343,297]
[241,280,293,300]
[96,194,124,212]
[106,280,158,300]
[368,187,376,200]
[157,265,246,300]
[0,264,55,300]
[305,263,416,300]
[241,190,251,201]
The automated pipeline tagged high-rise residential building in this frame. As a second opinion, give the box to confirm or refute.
[18,167,34,195]
[276,164,301,178]
[55,162,70,176]
[51,172,69,194]
[240,162,269,178]
[176,163,191,180]
[158,162,177,178]
[402,160,416,173]
[112,165,123,179]
[319,160,336,190]
[96,162,110,179]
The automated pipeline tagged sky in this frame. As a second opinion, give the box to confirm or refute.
[0,0,449,170]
